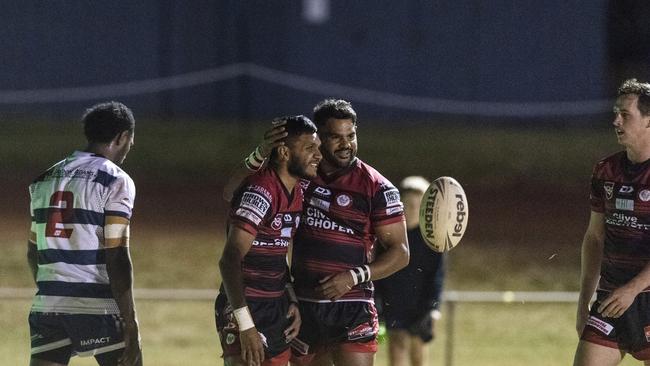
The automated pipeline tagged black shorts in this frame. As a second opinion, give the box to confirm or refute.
[291,300,378,357]
[581,291,650,360]
[29,312,125,364]
[382,303,434,342]
[215,293,292,360]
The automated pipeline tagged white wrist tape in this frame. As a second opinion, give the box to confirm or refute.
[349,265,371,286]
[233,306,255,331]
[431,309,442,320]
[244,146,265,171]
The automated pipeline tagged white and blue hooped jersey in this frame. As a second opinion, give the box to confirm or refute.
[29,151,135,315]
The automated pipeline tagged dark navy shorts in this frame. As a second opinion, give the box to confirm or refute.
[581,291,650,360]
[215,293,293,361]
[29,312,125,364]
[291,300,378,359]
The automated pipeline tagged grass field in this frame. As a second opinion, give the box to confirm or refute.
[0,224,606,365]
[1,299,641,366]
[1,121,632,364]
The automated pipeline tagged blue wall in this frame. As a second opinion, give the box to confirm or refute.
[0,1,613,121]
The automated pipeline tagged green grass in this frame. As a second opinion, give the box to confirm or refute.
[2,300,641,366]
[0,225,597,365]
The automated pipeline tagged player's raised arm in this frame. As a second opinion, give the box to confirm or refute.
[219,225,265,365]
[104,214,142,366]
[222,121,288,202]
[576,211,605,335]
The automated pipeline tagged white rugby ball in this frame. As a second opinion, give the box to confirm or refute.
[418,176,468,252]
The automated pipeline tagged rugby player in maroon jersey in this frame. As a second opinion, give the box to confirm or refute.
[217,116,322,366]
[575,79,650,365]
[226,100,409,366]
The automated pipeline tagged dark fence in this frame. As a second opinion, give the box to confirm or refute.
[1,1,648,121]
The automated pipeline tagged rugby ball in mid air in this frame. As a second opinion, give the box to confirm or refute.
[419,177,468,252]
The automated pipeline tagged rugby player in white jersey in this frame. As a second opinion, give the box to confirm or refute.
[27,101,141,366]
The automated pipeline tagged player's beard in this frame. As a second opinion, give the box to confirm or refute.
[321,147,356,169]
[288,156,314,179]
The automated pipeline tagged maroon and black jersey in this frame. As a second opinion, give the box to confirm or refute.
[228,167,304,300]
[591,151,650,292]
[292,158,405,302]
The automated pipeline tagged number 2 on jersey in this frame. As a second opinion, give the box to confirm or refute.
[45,191,74,238]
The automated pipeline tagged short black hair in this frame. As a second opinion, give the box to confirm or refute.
[269,115,318,164]
[82,101,135,143]
[312,99,357,127]
[618,79,650,116]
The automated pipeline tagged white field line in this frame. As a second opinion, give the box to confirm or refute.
[0,287,578,303]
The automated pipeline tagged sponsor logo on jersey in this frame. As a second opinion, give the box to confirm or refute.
[305,207,354,234]
[252,238,289,247]
[281,227,292,238]
[48,168,97,180]
[604,182,614,200]
[314,187,331,196]
[384,188,401,207]
[284,214,293,222]
[310,197,330,212]
[226,333,236,345]
[586,316,613,336]
[80,337,110,347]
[640,190,650,202]
[235,208,262,225]
[247,185,272,201]
[272,214,283,230]
[336,194,352,207]
[619,185,634,195]
[347,323,375,341]
[240,192,271,218]
[299,180,310,191]
[615,198,634,211]
[386,206,403,215]
[606,212,650,230]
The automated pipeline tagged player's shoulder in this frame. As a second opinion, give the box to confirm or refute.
[596,151,625,165]
[592,151,625,176]
[239,167,279,200]
[31,157,67,185]
[354,158,397,190]
[90,154,134,189]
